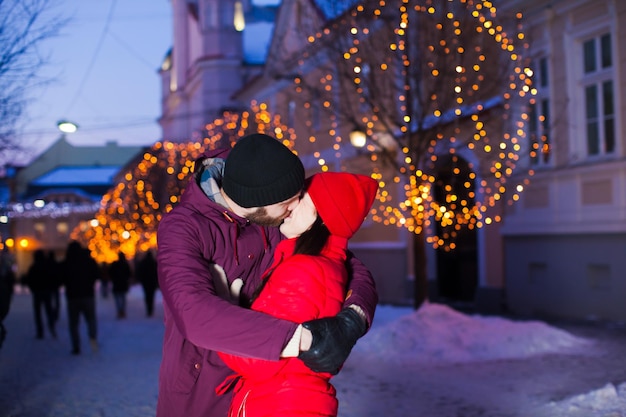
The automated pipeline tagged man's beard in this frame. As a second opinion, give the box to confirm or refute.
[246,207,286,227]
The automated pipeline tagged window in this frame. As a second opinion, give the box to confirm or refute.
[205,2,217,28]
[57,222,69,237]
[359,63,371,114]
[233,1,245,31]
[582,33,615,156]
[529,57,550,166]
[287,100,296,129]
[34,222,46,240]
[311,99,321,132]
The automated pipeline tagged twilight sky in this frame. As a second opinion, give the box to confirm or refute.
[19,0,173,162]
[19,0,282,165]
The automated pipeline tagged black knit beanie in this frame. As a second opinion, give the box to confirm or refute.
[223,133,305,208]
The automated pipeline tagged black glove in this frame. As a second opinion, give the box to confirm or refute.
[298,308,367,375]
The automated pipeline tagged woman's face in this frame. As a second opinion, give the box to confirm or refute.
[279,192,317,239]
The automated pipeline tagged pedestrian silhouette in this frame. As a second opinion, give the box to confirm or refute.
[99,262,111,299]
[60,241,100,355]
[109,252,131,319]
[136,251,159,317]
[0,246,15,349]
[24,249,58,339]
[46,251,62,328]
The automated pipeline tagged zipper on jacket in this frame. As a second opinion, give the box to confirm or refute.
[222,211,240,265]
[221,211,270,266]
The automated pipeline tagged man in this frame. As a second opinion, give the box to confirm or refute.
[0,246,15,349]
[61,241,100,355]
[156,133,378,417]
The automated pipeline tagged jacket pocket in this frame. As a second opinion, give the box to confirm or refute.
[169,340,203,394]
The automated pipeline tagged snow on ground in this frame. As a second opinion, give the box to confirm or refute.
[354,302,591,364]
[337,303,626,417]
[1,286,626,417]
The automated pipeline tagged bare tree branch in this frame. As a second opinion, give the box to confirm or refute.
[0,0,67,165]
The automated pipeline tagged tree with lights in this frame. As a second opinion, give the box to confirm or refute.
[74,0,537,310]
[71,103,297,264]
[275,0,535,308]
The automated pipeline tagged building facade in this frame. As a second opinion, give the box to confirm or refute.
[159,0,278,142]
[500,0,626,321]
[160,0,626,320]
[158,0,527,308]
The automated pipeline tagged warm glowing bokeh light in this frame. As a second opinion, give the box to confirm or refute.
[294,0,533,250]
[71,102,296,263]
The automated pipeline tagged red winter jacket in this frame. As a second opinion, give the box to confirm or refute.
[218,236,350,417]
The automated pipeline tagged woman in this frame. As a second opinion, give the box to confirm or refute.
[218,171,378,417]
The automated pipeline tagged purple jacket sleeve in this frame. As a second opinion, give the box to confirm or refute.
[157,210,299,361]
[343,251,378,328]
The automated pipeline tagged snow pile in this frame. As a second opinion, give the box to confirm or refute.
[542,382,626,416]
[354,302,592,364]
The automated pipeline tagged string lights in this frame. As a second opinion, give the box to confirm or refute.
[73,0,538,258]
[71,102,296,263]
[293,0,535,250]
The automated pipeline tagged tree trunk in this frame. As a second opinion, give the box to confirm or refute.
[412,231,428,310]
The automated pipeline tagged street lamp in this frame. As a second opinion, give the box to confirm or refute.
[349,130,367,148]
[57,120,79,134]
[350,130,397,151]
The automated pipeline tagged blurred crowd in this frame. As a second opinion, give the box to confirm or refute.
[0,241,158,354]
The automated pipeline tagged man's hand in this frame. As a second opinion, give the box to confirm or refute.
[208,264,243,305]
[298,308,367,375]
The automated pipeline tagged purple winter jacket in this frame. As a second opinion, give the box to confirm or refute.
[155,147,378,417]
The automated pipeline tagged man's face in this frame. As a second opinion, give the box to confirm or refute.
[245,193,301,227]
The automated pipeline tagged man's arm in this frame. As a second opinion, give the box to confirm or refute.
[218,259,331,377]
[157,211,299,360]
[342,250,378,325]
[288,252,378,374]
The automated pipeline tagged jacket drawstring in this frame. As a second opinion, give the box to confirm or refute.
[233,225,240,265]
[222,212,269,265]
[260,227,269,253]
[215,373,242,395]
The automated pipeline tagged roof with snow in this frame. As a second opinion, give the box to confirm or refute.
[244,0,280,64]
[31,166,121,187]
[313,0,358,20]
[244,21,275,64]
[243,0,359,64]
